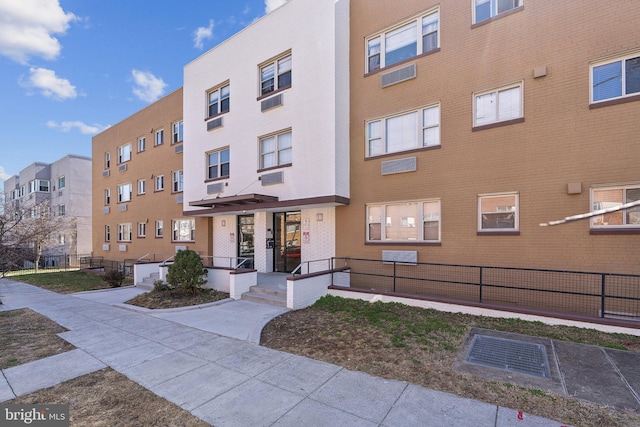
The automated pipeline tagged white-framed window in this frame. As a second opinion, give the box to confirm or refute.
[591,52,640,104]
[105,188,111,205]
[366,8,439,73]
[138,137,146,152]
[155,129,164,146]
[367,104,440,157]
[58,204,65,216]
[172,120,183,144]
[207,148,230,180]
[474,82,523,127]
[172,170,183,192]
[172,219,196,242]
[260,53,291,96]
[19,185,25,198]
[155,220,164,237]
[478,193,519,231]
[260,130,292,169]
[138,222,146,237]
[117,183,132,203]
[58,234,65,245]
[367,200,441,242]
[105,152,111,169]
[473,0,522,24]
[105,225,110,242]
[137,179,146,195]
[591,184,640,229]
[29,180,36,193]
[118,223,132,242]
[58,176,65,189]
[29,179,49,193]
[118,143,132,163]
[207,83,230,118]
[155,175,164,191]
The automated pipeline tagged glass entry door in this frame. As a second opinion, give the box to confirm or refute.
[238,215,254,269]
[274,212,301,273]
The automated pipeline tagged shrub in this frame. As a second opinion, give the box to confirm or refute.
[103,269,126,288]
[153,279,174,293]
[166,250,207,295]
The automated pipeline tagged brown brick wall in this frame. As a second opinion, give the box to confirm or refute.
[338,0,640,274]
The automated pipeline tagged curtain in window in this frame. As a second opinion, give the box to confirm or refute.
[475,92,496,125]
[368,121,382,155]
[422,106,440,147]
[385,22,417,66]
[386,112,417,153]
[422,12,439,53]
[277,132,292,164]
[497,86,521,121]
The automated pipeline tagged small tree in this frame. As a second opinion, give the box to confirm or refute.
[166,250,207,295]
[102,269,126,288]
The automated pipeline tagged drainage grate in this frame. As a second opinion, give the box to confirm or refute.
[465,335,550,378]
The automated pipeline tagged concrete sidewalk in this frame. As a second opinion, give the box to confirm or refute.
[1,279,572,426]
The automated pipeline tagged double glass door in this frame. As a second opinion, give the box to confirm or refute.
[274,212,301,273]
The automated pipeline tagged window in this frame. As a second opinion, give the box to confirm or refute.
[105,188,111,205]
[366,9,439,73]
[58,176,65,189]
[118,223,132,242]
[591,52,640,104]
[19,185,25,197]
[138,222,146,237]
[29,179,49,193]
[172,219,195,241]
[137,179,146,195]
[155,129,164,146]
[260,53,291,96]
[172,120,183,144]
[138,137,146,152]
[118,143,132,163]
[591,185,640,229]
[155,175,164,191]
[155,220,164,237]
[474,83,522,127]
[58,234,65,245]
[58,204,65,216]
[478,193,519,231]
[367,200,441,242]
[172,170,183,192]
[208,84,230,117]
[260,130,292,169]
[474,0,522,24]
[105,225,110,242]
[117,183,132,202]
[207,148,230,179]
[367,104,440,157]
[105,152,111,169]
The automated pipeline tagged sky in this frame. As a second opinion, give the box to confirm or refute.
[0,0,290,192]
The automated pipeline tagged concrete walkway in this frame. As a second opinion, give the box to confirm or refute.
[1,279,572,426]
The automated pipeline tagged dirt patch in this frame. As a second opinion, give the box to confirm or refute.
[0,308,75,369]
[8,368,210,426]
[125,289,229,309]
[260,296,640,427]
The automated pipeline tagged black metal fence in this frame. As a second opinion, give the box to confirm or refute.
[331,257,640,322]
[1,253,93,277]
[80,256,134,276]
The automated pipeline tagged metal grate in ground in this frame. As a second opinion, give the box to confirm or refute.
[465,335,550,378]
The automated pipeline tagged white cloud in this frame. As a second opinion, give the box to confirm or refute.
[264,0,289,13]
[131,69,167,103]
[24,67,76,100]
[47,120,108,135]
[193,19,214,50]
[0,166,11,180]
[0,0,77,64]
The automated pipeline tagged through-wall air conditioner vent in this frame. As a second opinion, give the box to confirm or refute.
[207,117,223,131]
[102,244,110,251]
[261,94,283,112]
[119,204,128,211]
[103,170,110,177]
[382,250,417,265]
[207,182,224,194]
[174,144,183,153]
[102,207,110,214]
[381,63,417,88]
[119,244,127,252]
[381,157,417,175]
[119,164,128,172]
[261,171,284,186]
[175,195,183,203]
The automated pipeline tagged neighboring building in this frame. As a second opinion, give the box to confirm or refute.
[3,155,92,256]
[336,0,640,275]
[182,0,350,273]
[92,88,211,263]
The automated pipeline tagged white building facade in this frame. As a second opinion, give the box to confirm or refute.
[183,0,350,273]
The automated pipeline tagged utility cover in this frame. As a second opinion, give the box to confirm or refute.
[465,335,550,378]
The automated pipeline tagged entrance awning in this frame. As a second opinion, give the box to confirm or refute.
[189,193,279,209]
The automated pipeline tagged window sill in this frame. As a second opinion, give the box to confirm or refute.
[138,236,146,239]
[477,230,520,236]
[172,241,195,244]
[155,236,164,239]
[171,141,183,146]
[204,111,229,121]
[364,48,441,77]
[365,145,441,161]
[257,163,292,173]
[171,190,183,195]
[471,5,524,29]
[205,177,229,183]
[137,193,145,196]
[589,93,640,109]
[256,85,291,101]
[472,117,524,132]
[590,228,640,235]
[154,189,164,193]
[365,241,441,246]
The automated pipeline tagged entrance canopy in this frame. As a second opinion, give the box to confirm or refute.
[189,193,279,210]
[186,193,349,215]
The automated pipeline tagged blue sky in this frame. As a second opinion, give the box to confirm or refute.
[0,0,289,191]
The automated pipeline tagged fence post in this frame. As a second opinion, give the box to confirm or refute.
[479,267,483,303]
[393,261,397,293]
[601,274,606,318]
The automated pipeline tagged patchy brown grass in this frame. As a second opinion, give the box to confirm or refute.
[125,289,229,309]
[14,271,133,294]
[0,308,75,369]
[261,296,640,427]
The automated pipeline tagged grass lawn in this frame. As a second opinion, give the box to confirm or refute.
[11,270,132,294]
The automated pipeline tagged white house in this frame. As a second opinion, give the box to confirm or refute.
[183,0,350,273]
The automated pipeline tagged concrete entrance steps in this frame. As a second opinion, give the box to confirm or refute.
[241,285,287,308]
[136,272,159,290]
